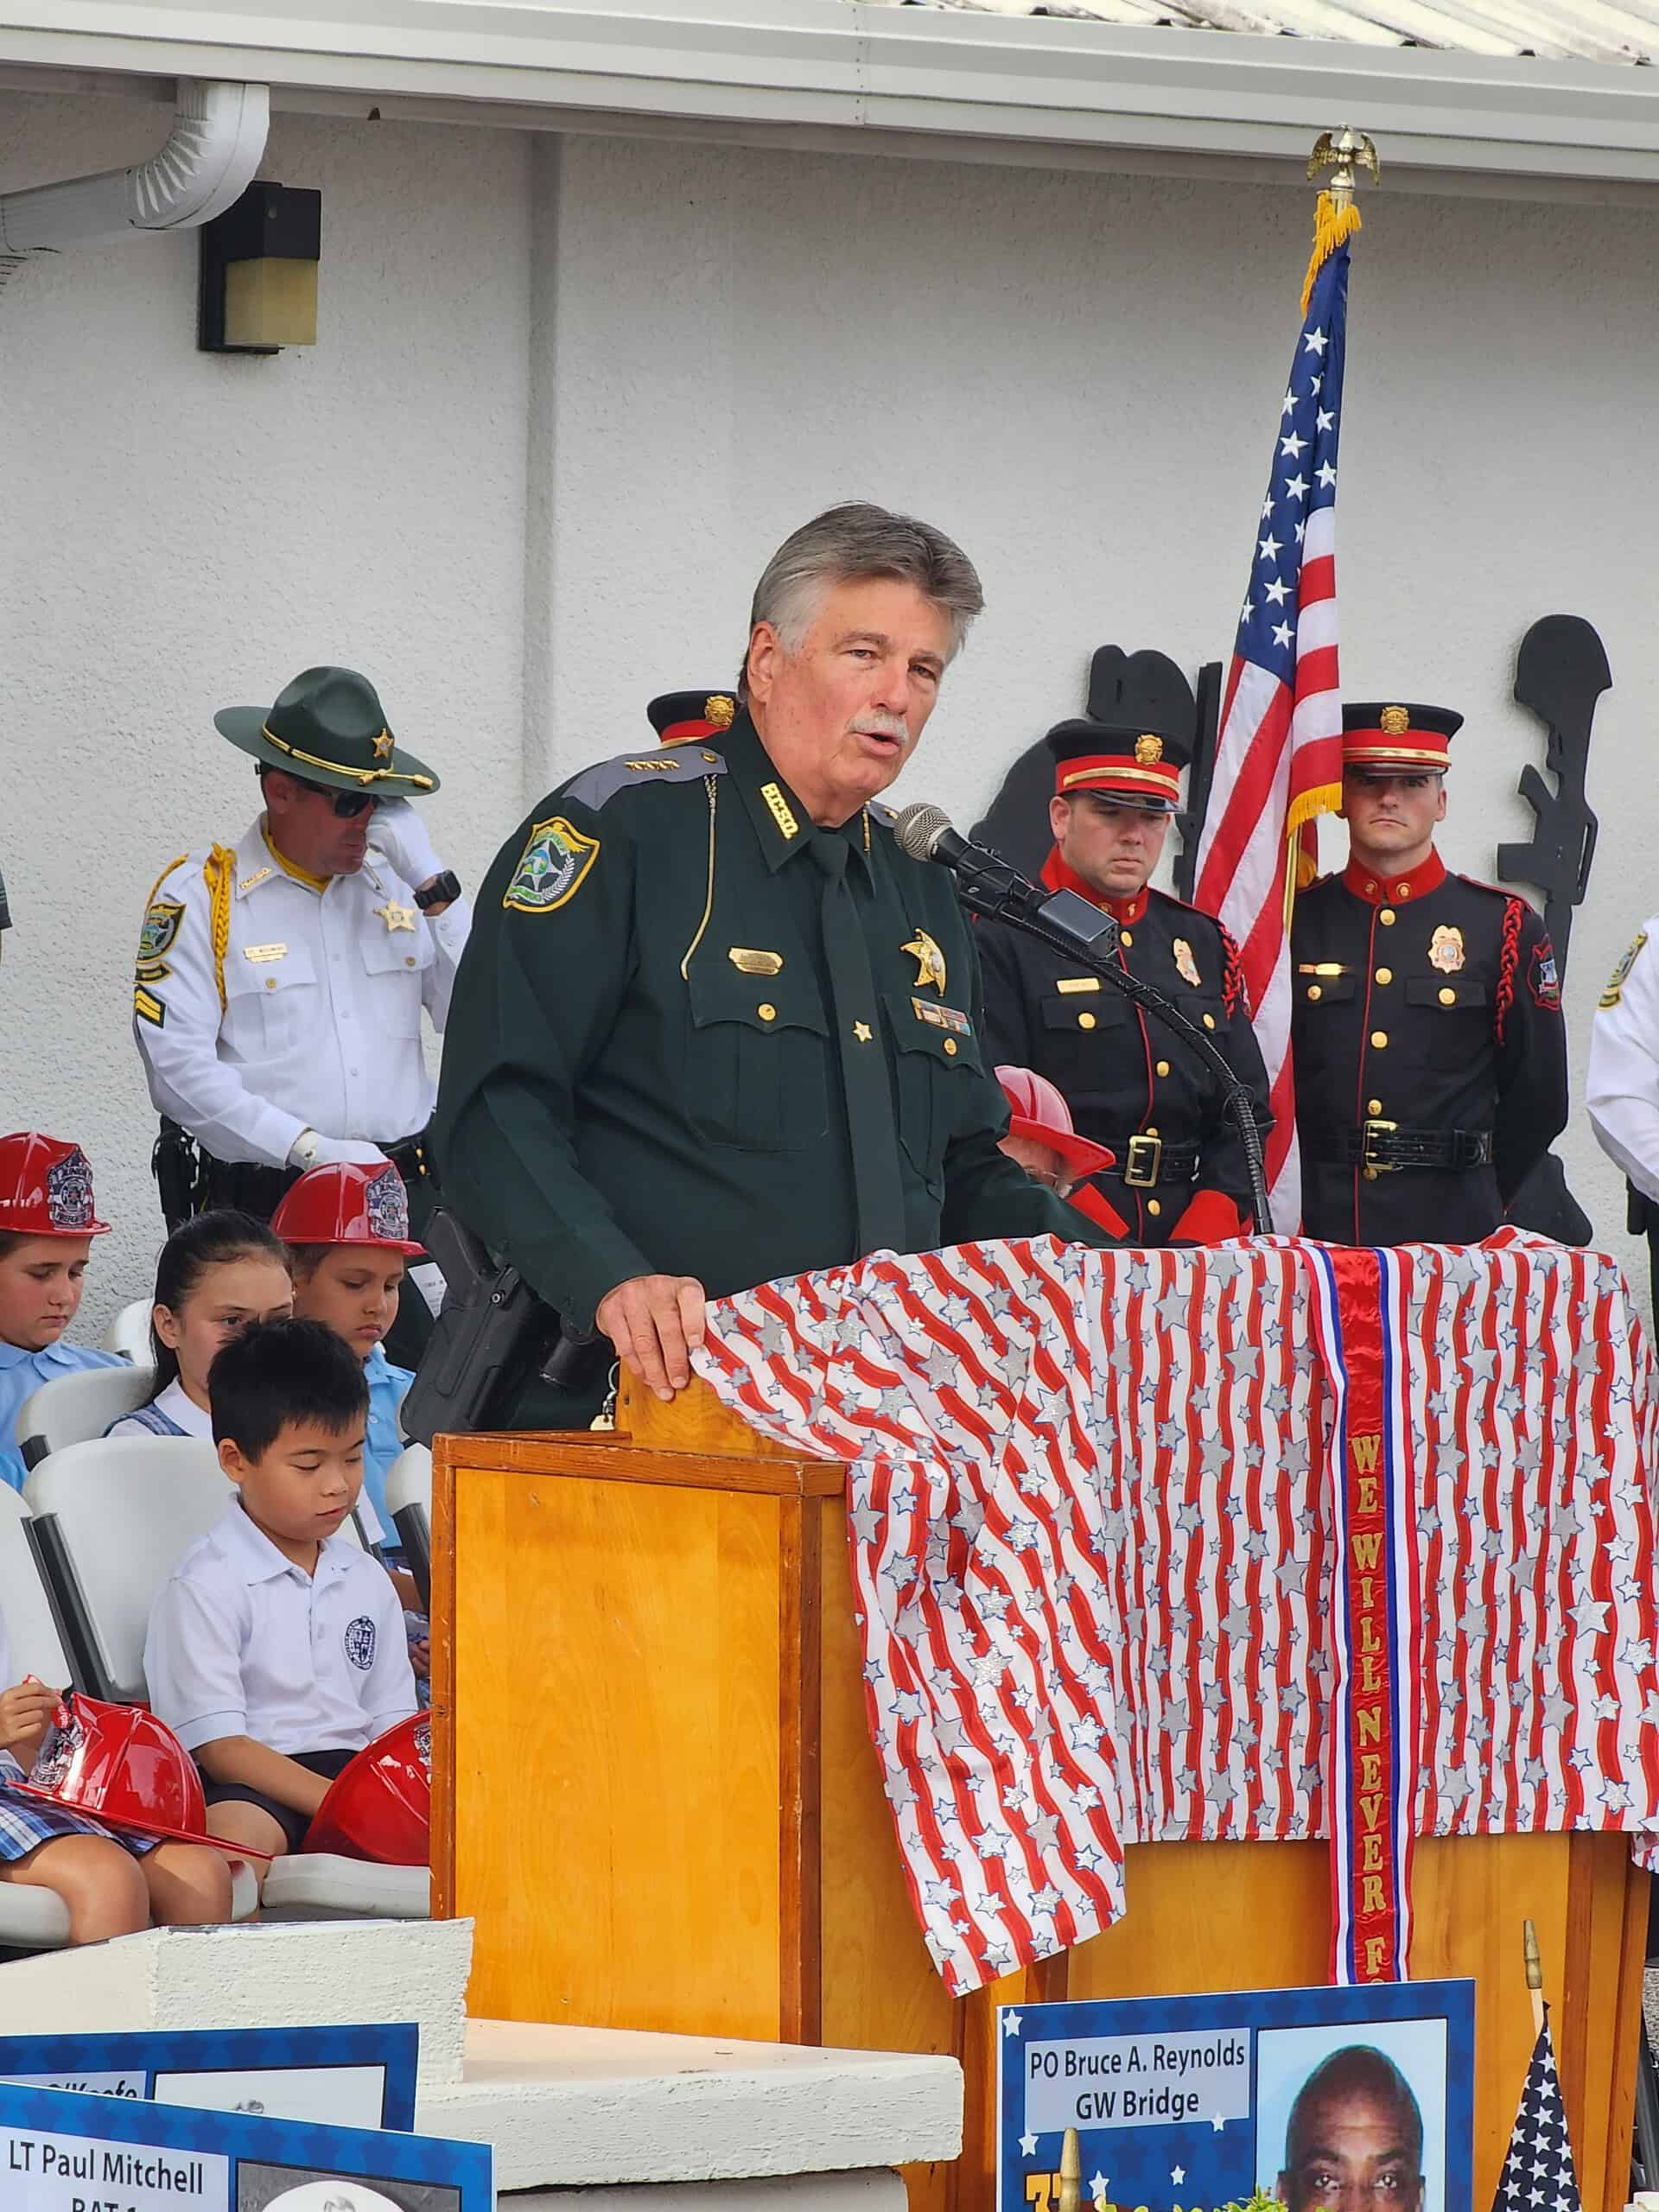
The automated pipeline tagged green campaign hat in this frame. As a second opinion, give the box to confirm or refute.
[214,666,440,797]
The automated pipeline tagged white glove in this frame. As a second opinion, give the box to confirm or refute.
[289,1131,389,1170]
[370,797,444,892]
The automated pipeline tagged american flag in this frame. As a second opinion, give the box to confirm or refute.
[697,1233,1659,1995]
[1194,213,1356,1223]
[1491,2013,1580,2212]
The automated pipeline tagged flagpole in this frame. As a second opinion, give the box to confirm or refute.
[1523,1916,1546,2038]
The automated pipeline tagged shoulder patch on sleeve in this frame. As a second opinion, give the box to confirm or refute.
[136,894,185,984]
[503,815,601,914]
[1528,938,1561,1010]
[1600,929,1648,1009]
[563,747,726,815]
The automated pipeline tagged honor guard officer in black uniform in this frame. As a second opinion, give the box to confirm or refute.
[1290,702,1568,1244]
[977,667,1273,1246]
[435,503,1110,1425]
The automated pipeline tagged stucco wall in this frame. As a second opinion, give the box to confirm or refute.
[3,95,1656,1327]
[0,91,530,1322]
[540,133,1659,1282]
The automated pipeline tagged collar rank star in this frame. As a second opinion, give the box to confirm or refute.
[901,927,947,994]
[374,899,417,933]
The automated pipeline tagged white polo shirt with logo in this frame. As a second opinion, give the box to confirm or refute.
[144,1500,416,1756]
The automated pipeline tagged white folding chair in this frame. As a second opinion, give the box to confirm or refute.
[23,1437,228,1702]
[0,1484,257,1948]
[22,1437,423,1925]
[384,1443,432,1611]
[16,1365,156,1471]
[0,1485,73,1693]
[102,1300,156,1364]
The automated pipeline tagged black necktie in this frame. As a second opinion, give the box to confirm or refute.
[810,830,907,1257]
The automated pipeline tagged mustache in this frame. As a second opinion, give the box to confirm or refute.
[855,715,910,741]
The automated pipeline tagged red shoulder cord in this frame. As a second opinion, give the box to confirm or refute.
[1495,898,1523,1046]
[1219,924,1247,1020]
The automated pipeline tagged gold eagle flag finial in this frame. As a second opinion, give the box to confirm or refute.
[1307,125,1380,213]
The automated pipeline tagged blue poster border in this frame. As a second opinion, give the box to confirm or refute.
[0,2075,491,2202]
[997,1979,1475,2212]
[0,2024,419,2131]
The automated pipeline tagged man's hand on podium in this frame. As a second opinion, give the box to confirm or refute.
[595,1272,708,1402]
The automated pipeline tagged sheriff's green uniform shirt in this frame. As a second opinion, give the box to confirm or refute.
[434,709,1099,1335]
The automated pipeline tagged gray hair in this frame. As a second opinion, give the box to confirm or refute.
[741,502,984,696]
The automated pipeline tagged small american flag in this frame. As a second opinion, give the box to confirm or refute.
[1194,202,1357,1223]
[1491,2012,1580,2212]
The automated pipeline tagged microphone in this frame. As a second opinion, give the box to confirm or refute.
[893,801,1119,955]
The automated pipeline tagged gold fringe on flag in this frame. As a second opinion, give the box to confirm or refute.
[1300,188,1362,315]
[1283,779,1342,927]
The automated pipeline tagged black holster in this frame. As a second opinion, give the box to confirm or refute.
[151,1118,207,1234]
[400,1205,601,1444]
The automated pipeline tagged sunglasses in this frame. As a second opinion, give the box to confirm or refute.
[294,776,378,818]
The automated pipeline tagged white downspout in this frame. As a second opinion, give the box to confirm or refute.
[0,79,270,254]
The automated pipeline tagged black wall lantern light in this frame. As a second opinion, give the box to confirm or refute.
[198,180,321,353]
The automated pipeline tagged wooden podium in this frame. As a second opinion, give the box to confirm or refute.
[431,1378,1647,2212]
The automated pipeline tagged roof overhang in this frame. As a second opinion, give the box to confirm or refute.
[3,0,1657,200]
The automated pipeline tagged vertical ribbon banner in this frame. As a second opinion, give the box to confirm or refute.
[1308,1244,1422,1981]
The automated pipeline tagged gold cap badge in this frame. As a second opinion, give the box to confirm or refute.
[372,728,395,761]
[705,695,736,729]
[1135,734,1164,766]
[1379,705,1410,736]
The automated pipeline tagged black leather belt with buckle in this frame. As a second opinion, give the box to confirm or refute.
[1319,1122,1495,1173]
[1109,1134,1202,1189]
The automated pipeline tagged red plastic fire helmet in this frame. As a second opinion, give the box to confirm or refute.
[270,1162,424,1255]
[995,1067,1116,1181]
[0,1133,111,1239]
[15,1692,267,1857]
[304,1713,430,1866]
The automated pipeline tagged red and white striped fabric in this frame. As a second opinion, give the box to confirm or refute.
[1192,226,1356,1225]
[696,1232,1659,1996]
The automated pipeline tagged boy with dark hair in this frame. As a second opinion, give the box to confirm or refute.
[143,1319,416,1872]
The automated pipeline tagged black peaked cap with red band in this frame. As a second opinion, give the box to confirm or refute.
[1342,701,1463,776]
[1046,645,1198,815]
[647,690,739,746]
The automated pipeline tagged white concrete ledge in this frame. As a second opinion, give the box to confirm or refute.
[0,1918,473,2087]
[507,2175,908,2210]
[417,2019,963,2192]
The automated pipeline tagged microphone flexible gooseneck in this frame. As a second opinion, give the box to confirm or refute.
[893,801,1274,1236]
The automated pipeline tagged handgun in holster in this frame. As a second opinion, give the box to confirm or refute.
[151,1117,205,1234]
[399,1205,601,1446]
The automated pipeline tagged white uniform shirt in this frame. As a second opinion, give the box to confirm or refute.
[144,1500,416,1755]
[105,1383,387,1545]
[133,817,472,1168]
[1588,918,1659,1205]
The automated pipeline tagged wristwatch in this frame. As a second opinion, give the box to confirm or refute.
[289,1128,321,1171]
[414,869,461,912]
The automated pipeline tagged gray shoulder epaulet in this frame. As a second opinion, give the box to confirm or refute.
[564,747,727,815]
[868,800,899,830]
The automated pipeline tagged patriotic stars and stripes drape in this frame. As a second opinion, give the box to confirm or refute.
[697,1232,1659,1997]
[1194,203,1357,1226]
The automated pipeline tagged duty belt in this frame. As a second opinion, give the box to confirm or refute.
[1103,1134,1202,1189]
[1319,1122,1495,1173]
[385,1130,433,1184]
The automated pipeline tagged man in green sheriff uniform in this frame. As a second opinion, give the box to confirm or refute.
[435,501,1109,1420]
